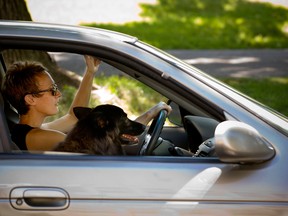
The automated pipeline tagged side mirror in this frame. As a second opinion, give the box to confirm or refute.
[214,121,275,164]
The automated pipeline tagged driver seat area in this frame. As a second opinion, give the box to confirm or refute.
[0,53,20,152]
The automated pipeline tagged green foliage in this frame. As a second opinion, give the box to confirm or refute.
[47,75,288,122]
[45,76,167,122]
[95,75,167,115]
[220,77,288,116]
[83,0,288,49]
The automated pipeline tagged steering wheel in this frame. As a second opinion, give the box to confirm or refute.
[139,109,167,155]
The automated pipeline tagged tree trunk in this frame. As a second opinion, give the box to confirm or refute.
[0,0,32,20]
[0,0,81,88]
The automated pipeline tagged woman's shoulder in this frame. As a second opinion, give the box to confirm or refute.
[26,127,66,151]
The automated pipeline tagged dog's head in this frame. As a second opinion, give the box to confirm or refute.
[73,104,146,144]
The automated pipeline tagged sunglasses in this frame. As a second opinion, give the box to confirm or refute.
[25,83,59,97]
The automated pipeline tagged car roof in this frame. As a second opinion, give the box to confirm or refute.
[0,20,144,59]
[0,20,138,44]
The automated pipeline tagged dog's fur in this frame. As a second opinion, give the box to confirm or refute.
[55,104,146,155]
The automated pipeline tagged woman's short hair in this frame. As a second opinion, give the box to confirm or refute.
[2,61,48,115]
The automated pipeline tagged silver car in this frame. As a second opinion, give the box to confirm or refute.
[0,21,287,215]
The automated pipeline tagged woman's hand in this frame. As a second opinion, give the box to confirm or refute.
[148,101,172,119]
[135,101,172,125]
[84,55,101,75]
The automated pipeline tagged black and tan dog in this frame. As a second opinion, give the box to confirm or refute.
[55,104,146,155]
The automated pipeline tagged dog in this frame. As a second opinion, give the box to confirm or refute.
[55,104,146,155]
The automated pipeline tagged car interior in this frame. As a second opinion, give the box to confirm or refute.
[0,49,223,158]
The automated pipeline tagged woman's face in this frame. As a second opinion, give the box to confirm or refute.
[33,72,62,117]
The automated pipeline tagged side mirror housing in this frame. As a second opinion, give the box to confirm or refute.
[215,121,275,164]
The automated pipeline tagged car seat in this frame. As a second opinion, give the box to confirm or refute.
[0,54,20,152]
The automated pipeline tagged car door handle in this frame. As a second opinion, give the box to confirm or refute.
[10,187,69,210]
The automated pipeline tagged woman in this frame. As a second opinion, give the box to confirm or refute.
[2,55,171,151]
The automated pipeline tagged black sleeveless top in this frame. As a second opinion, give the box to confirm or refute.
[11,124,34,150]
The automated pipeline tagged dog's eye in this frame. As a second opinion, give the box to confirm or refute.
[96,117,109,128]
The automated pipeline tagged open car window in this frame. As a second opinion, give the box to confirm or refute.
[46,52,170,124]
[0,49,275,164]
[1,50,196,157]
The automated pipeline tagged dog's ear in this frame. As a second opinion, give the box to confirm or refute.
[73,107,93,120]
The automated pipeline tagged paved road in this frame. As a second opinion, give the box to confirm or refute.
[168,49,288,78]
[51,49,288,78]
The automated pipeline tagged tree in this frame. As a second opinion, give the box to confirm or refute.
[0,0,31,20]
[0,0,81,88]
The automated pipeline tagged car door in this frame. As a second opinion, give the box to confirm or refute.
[0,153,218,215]
[1,145,286,215]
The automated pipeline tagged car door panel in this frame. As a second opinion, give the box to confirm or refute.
[1,155,287,215]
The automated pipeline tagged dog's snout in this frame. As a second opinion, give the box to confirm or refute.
[140,124,146,131]
[135,122,146,134]
[123,120,146,135]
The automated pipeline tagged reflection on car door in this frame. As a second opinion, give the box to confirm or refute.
[0,154,281,215]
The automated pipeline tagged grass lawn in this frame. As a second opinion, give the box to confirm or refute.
[220,77,288,117]
[78,0,288,117]
[82,0,288,49]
